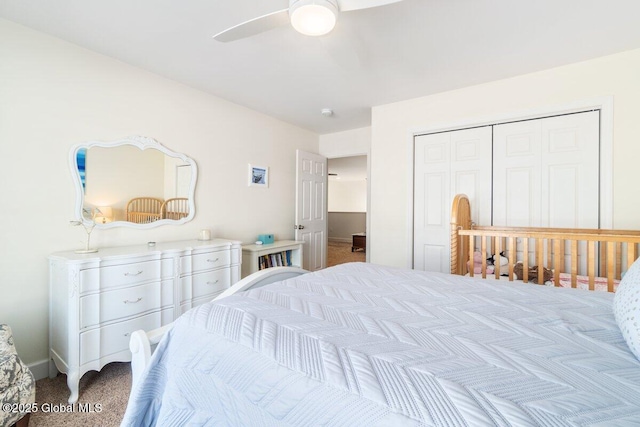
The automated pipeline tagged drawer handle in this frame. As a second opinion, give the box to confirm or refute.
[124,270,143,277]
[206,280,219,285]
[123,297,143,304]
[207,258,220,263]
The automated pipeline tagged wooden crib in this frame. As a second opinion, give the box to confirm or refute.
[450,194,640,292]
[126,197,164,224]
[161,197,189,220]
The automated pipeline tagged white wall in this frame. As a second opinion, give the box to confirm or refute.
[370,48,640,268]
[328,180,367,212]
[319,126,371,158]
[0,19,318,370]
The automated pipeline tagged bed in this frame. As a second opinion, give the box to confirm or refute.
[122,261,640,425]
[450,194,640,292]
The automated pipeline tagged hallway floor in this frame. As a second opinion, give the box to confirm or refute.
[327,240,365,267]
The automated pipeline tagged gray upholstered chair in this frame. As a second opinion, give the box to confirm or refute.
[0,324,35,427]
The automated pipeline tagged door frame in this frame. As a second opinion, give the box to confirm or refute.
[406,96,614,269]
[326,153,370,262]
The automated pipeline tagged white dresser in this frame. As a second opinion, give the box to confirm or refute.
[49,239,241,403]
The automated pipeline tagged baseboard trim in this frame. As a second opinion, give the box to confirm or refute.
[329,237,352,243]
[28,359,51,381]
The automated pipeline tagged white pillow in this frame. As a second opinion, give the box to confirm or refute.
[613,257,640,361]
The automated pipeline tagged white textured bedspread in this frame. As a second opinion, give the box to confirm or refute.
[122,263,640,426]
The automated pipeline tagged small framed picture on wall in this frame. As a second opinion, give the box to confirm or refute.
[248,164,269,187]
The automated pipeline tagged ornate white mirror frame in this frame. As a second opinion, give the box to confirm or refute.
[70,135,198,229]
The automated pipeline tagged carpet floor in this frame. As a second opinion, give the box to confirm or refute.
[32,241,364,425]
[30,362,130,426]
[327,239,366,267]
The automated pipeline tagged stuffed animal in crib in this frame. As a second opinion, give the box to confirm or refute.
[487,251,508,268]
[513,262,553,284]
[468,252,495,274]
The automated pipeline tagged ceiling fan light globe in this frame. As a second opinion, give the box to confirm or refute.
[290,1,338,36]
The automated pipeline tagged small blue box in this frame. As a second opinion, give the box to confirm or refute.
[258,234,274,244]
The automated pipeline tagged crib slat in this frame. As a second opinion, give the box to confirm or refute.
[628,243,637,276]
[616,242,622,280]
[600,244,606,279]
[588,241,596,291]
[494,236,501,279]
[537,239,544,285]
[570,240,578,289]
[508,237,515,281]
[468,234,475,278]
[522,238,529,283]
[553,239,562,287]
[481,236,487,279]
[607,242,615,292]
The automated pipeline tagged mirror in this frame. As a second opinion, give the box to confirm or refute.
[70,136,197,228]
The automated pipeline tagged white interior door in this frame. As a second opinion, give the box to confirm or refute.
[413,127,492,272]
[295,150,327,271]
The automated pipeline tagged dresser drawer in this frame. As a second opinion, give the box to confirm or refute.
[79,309,172,365]
[79,280,173,329]
[80,260,161,293]
[181,268,230,303]
[182,250,231,275]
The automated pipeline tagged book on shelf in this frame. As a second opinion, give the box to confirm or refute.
[257,250,293,270]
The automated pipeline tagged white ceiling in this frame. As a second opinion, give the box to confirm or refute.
[2,0,640,134]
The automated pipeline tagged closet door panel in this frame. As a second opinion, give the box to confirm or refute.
[414,133,450,272]
[451,129,493,229]
[504,167,537,227]
[414,127,492,272]
[493,120,542,227]
[541,111,599,228]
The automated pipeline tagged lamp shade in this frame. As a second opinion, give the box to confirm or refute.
[95,206,113,223]
[290,0,338,36]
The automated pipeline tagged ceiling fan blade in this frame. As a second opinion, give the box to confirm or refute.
[320,21,369,71]
[213,8,290,42]
[337,0,406,12]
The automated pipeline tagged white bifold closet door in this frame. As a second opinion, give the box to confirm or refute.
[413,127,492,272]
[492,111,600,228]
[413,110,600,273]
[492,111,600,273]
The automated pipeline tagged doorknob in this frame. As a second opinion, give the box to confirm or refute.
[294,225,305,230]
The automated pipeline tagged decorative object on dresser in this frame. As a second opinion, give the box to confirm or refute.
[48,238,241,403]
[257,233,274,244]
[70,136,197,229]
[69,207,109,254]
[241,240,303,278]
[0,324,36,427]
[198,228,212,241]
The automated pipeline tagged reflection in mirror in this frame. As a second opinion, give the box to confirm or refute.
[70,136,197,229]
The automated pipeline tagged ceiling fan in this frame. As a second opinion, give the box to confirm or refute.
[213,0,407,42]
